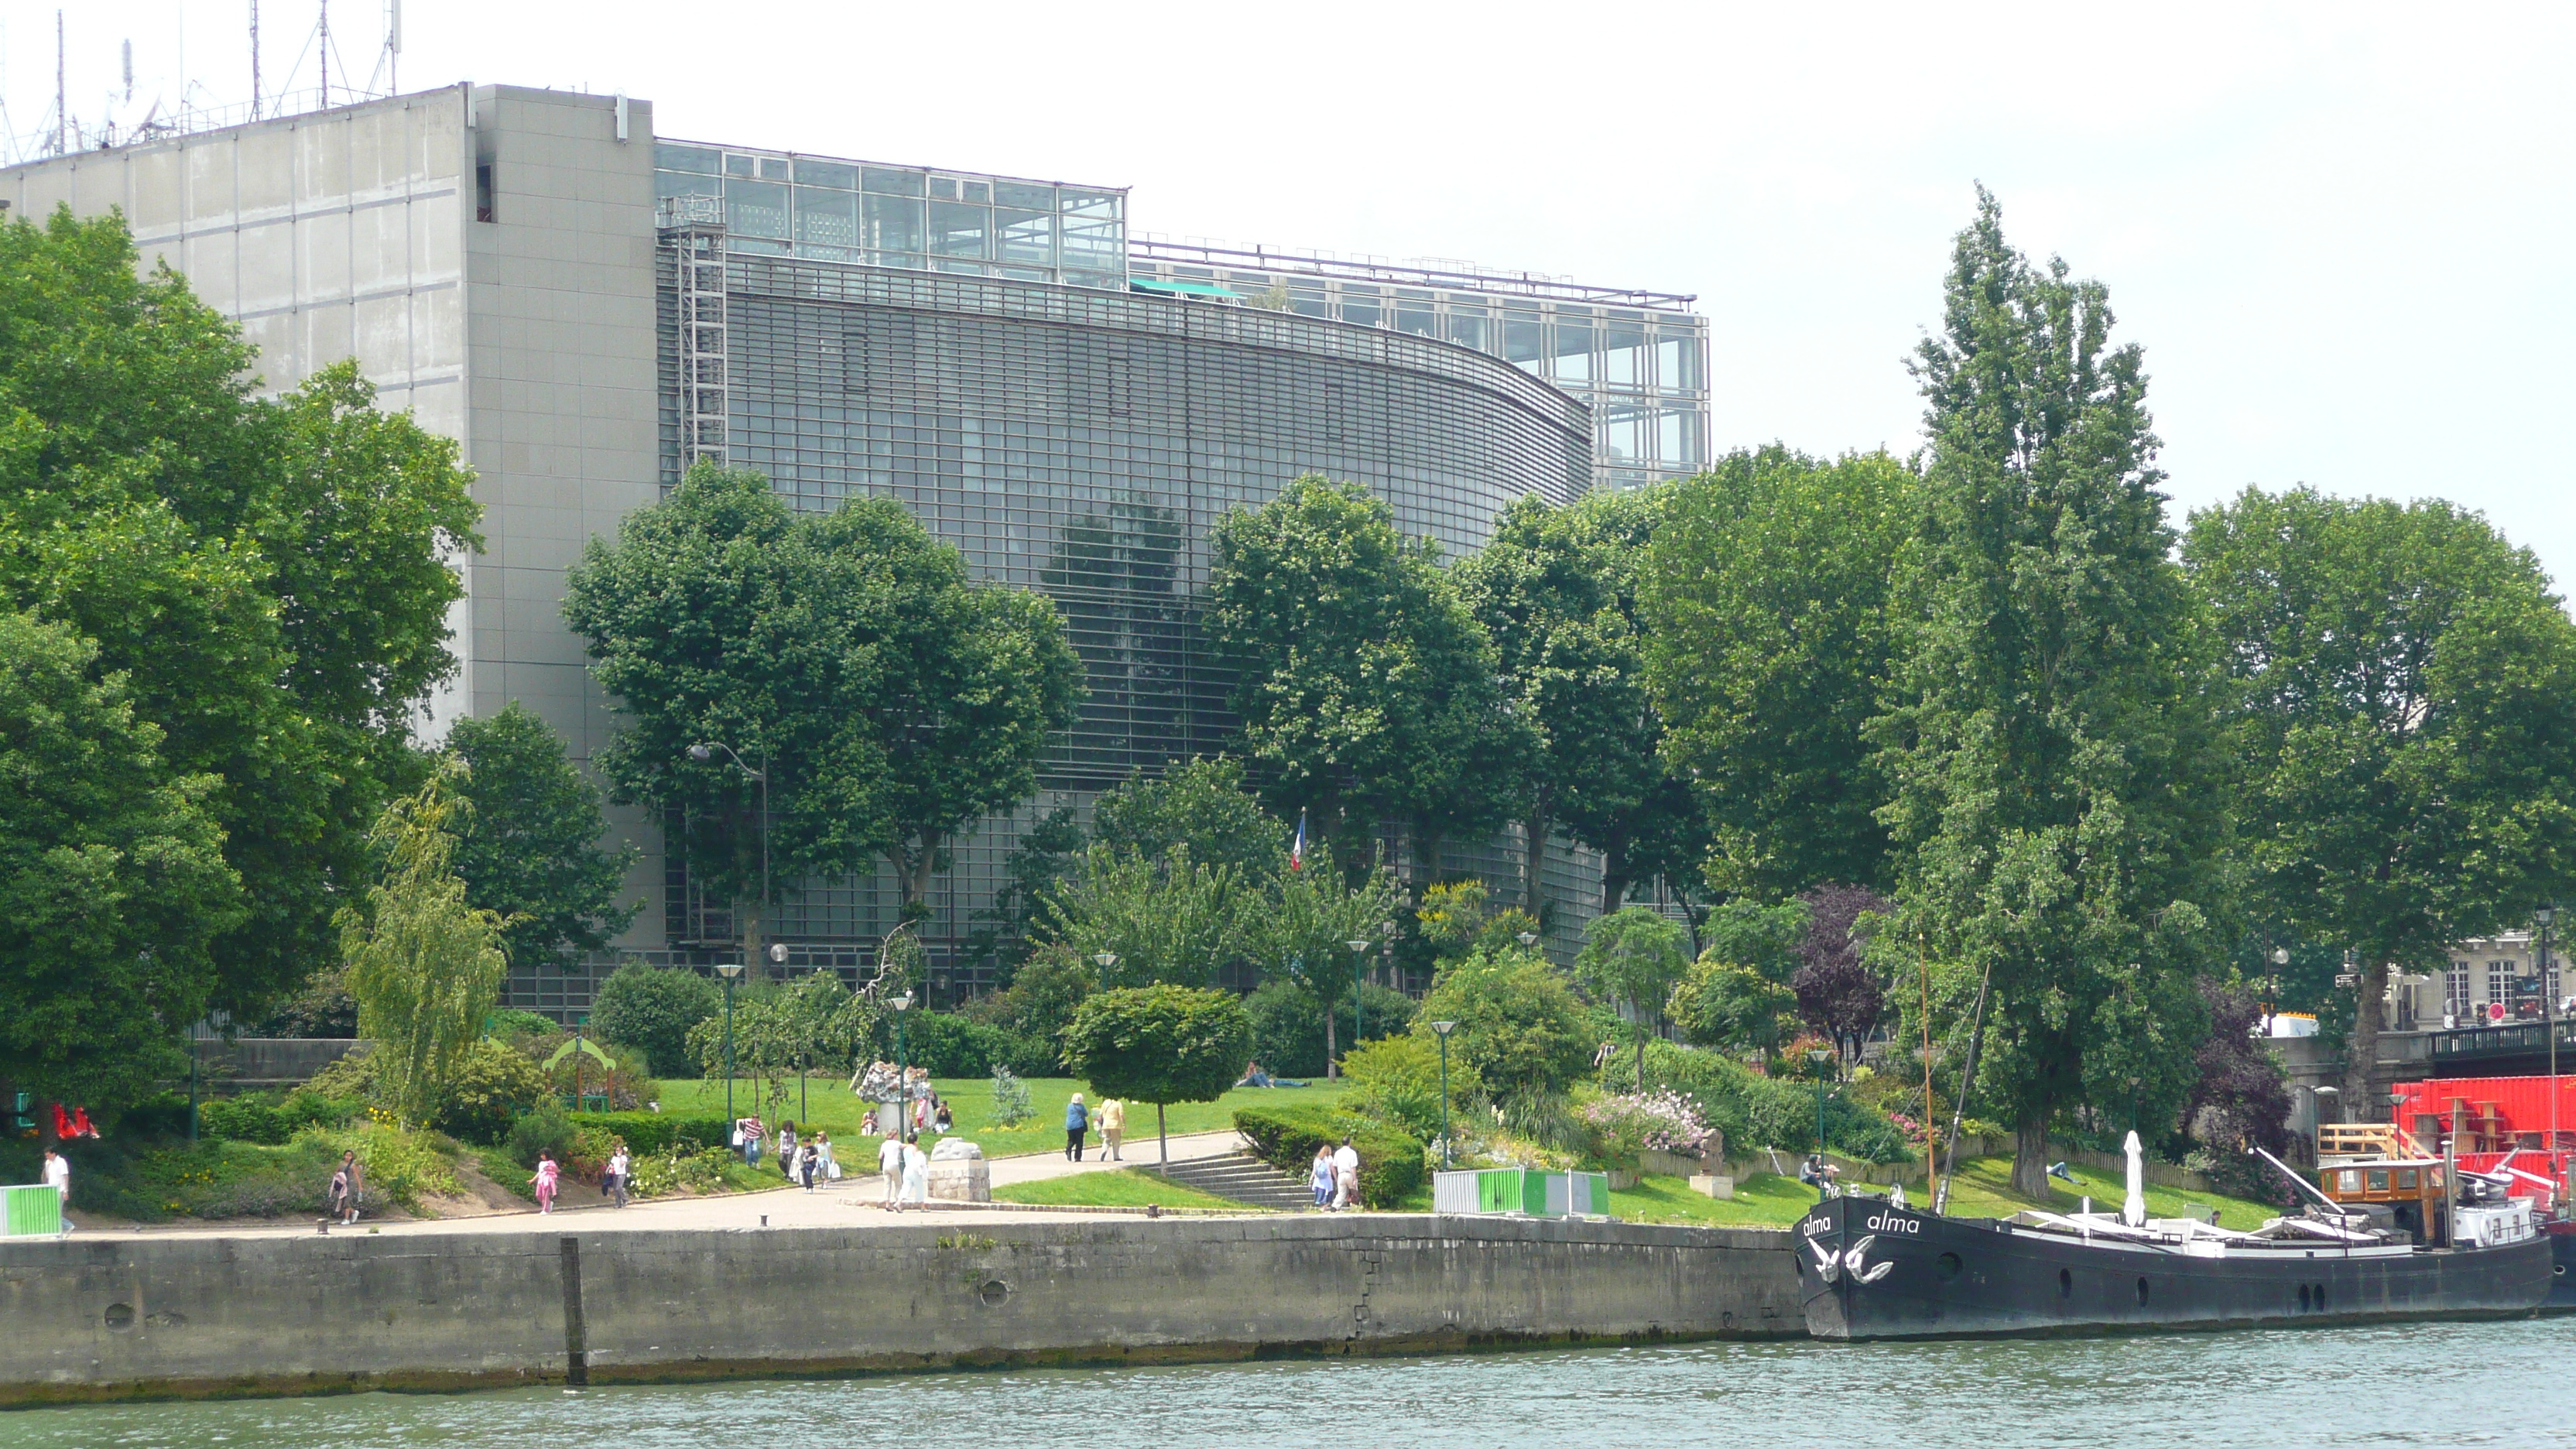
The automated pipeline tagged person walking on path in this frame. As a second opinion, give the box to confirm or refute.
[878,1129,906,1210]
[1309,1143,1335,1209]
[815,1131,838,1184]
[1331,1136,1360,1211]
[776,1121,800,1180]
[1063,1093,1090,1161]
[331,1149,366,1225]
[798,1139,820,1191]
[899,1135,930,1207]
[736,1115,766,1170]
[41,1148,71,1231]
[1098,1098,1125,1162]
[605,1141,632,1208]
[531,1152,561,1214]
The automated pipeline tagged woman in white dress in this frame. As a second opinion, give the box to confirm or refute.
[899,1136,930,1205]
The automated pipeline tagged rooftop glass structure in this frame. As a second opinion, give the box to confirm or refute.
[1128,239,1708,492]
[653,139,1127,289]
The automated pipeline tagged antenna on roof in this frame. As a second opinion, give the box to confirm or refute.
[387,0,401,93]
[122,38,134,101]
[249,0,262,121]
[317,0,330,108]
[55,9,67,156]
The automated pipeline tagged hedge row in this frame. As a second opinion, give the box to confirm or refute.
[1234,1103,1425,1209]
[566,1111,729,1156]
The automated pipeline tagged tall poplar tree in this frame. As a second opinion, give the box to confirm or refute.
[2184,488,2576,1115]
[1874,190,2232,1197]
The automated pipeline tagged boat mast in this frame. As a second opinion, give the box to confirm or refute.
[1932,957,1995,1215]
[1919,933,1936,1208]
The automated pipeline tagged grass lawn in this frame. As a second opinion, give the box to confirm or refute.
[670,1076,1350,1160]
[1608,1154,2283,1231]
[992,1166,1259,1211]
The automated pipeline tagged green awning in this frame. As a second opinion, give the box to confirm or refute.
[1129,277,1242,300]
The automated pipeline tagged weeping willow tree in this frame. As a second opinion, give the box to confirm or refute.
[339,768,512,1127]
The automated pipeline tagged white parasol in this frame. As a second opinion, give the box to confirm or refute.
[2122,1129,2147,1228]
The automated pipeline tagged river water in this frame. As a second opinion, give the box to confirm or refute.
[6,1320,2573,1447]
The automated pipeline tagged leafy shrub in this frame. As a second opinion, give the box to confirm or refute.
[565,1111,728,1156]
[589,963,722,1078]
[431,1038,550,1145]
[629,1146,731,1198]
[902,1009,1057,1079]
[1669,957,1797,1053]
[989,1065,1035,1129]
[1412,951,1594,1098]
[487,1009,559,1040]
[303,1044,379,1099]
[1063,986,1252,1112]
[1245,978,1414,1077]
[1338,1034,1478,1145]
[1580,1091,1718,1166]
[1234,1102,1425,1208]
[509,1100,578,1170]
[1600,1040,1910,1163]
[200,1094,294,1146]
[116,1091,196,1139]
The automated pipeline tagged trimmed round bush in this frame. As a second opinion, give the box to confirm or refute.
[588,963,721,1078]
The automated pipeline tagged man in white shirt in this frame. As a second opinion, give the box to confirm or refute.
[1331,1137,1360,1211]
[878,1130,906,1210]
[41,1148,71,1232]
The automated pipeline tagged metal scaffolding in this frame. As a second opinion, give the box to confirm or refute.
[660,197,730,471]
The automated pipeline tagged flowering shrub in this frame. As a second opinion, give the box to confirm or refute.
[1581,1090,1717,1165]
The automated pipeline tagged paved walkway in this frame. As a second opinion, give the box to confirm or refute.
[70,1129,1256,1242]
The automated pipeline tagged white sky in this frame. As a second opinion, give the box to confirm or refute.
[11,2,2574,591]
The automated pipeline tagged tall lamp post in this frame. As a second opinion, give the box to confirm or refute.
[890,992,914,1139]
[716,961,745,1127]
[1094,950,1118,988]
[1430,1019,1458,1169]
[690,742,771,961]
[1809,1046,1834,1202]
[1346,939,1372,1052]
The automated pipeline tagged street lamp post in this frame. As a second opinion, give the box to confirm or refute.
[1430,1019,1458,1169]
[1346,939,1372,1052]
[890,992,914,1139]
[1094,950,1118,988]
[690,742,772,963]
[187,1017,204,1144]
[1809,1046,1833,1202]
[716,961,745,1128]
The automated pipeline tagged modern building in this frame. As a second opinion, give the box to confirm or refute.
[1,83,1702,1015]
[1127,240,1707,495]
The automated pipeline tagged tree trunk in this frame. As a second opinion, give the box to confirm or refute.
[1324,1002,1338,1081]
[1635,1034,1647,1093]
[2011,1113,2051,1200]
[1158,1101,1169,1166]
[2345,955,2389,1122]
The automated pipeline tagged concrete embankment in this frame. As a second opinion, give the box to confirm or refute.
[0,1214,1803,1404]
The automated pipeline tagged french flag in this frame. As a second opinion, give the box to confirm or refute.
[1290,809,1307,871]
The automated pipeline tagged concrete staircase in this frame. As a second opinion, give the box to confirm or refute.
[1150,1151,1316,1211]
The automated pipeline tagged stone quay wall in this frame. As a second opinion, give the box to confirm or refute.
[0,1214,1804,1404]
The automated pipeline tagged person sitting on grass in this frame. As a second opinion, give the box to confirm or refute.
[1235,1060,1275,1088]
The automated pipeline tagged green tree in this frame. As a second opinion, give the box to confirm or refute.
[1643,446,1918,897]
[0,210,479,1019]
[1244,844,1406,1077]
[962,803,1085,980]
[1458,491,1678,917]
[587,962,722,1078]
[1873,189,2232,1196]
[564,464,1083,959]
[1026,843,1245,990]
[1667,955,1798,1055]
[445,701,640,969]
[1410,949,1595,1099]
[1092,755,1285,881]
[1571,906,1691,1085]
[0,610,242,1116]
[1208,475,1526,868]
[339,769,512,1129]
[2184,488,2576,1113]
[1062,985,1253,1163]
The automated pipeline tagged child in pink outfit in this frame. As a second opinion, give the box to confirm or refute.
[532,1153,561,1214]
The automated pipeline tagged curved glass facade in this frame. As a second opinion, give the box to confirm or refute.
[651,248,1591,990]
